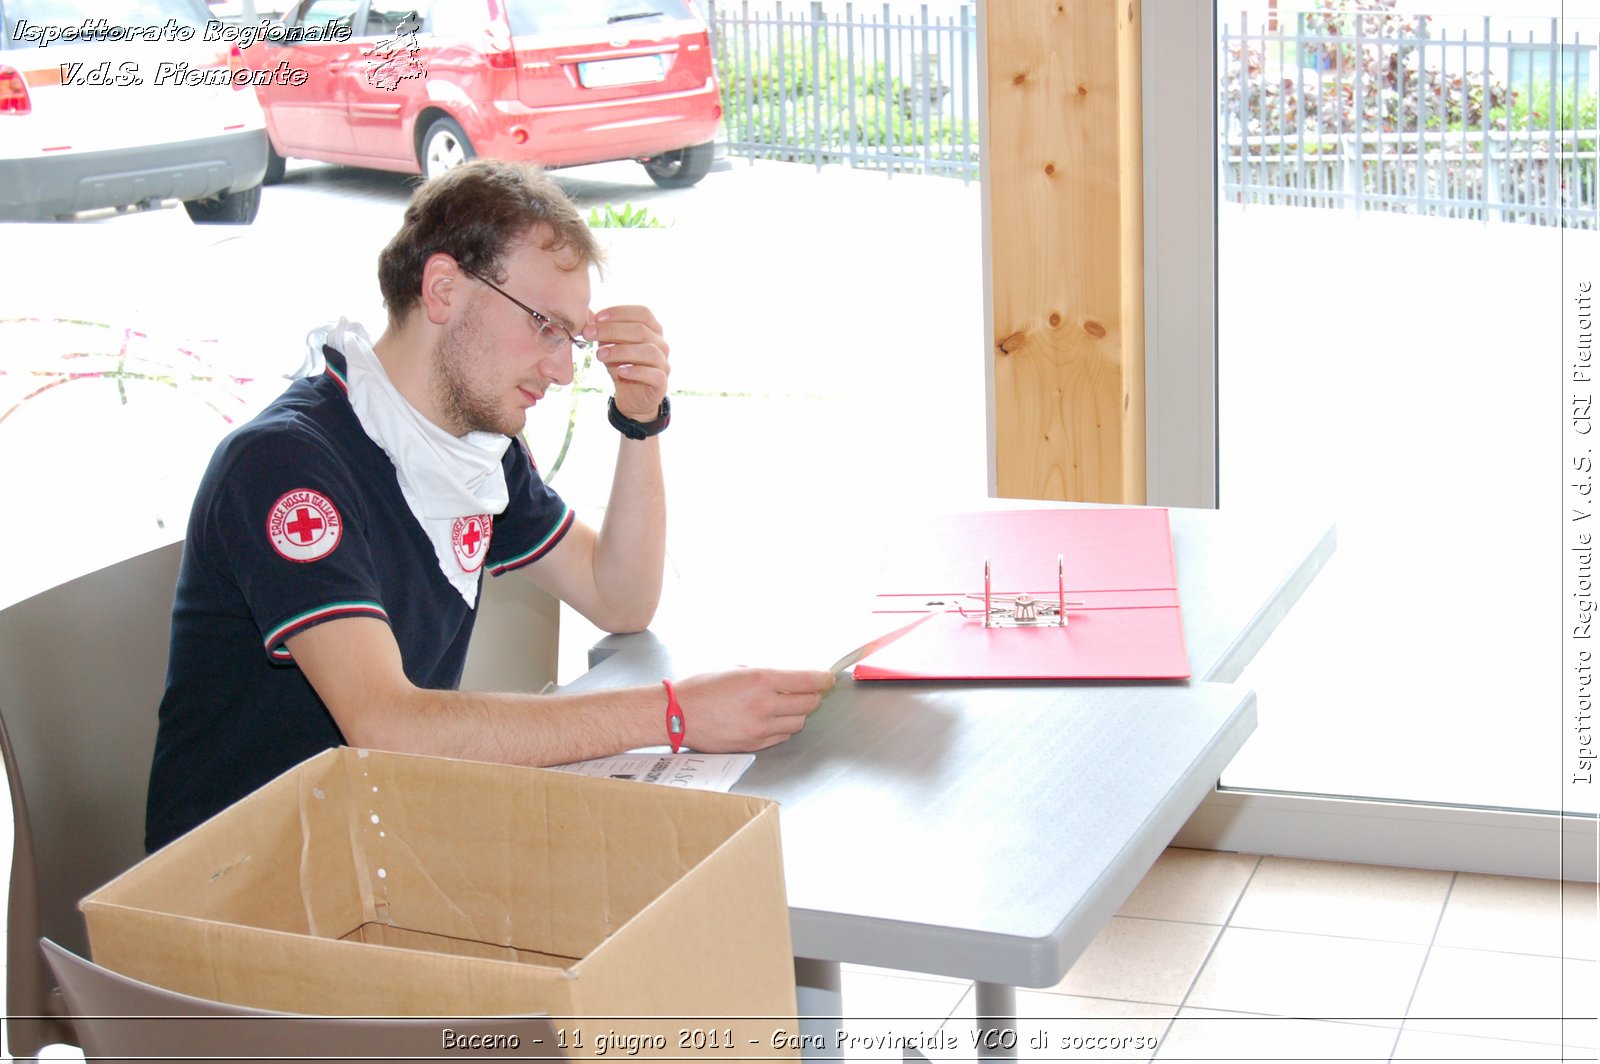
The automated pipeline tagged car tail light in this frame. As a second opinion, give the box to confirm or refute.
[485,21,516,69]
[0,65,32,115]
[228,44,249,90]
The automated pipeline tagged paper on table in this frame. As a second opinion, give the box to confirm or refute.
[548,752,755,792]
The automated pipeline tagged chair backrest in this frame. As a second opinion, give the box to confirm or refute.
[461,564,562,692]
[0,540,560,1057]
[0,540,183,1056]
[41,938,564,1063]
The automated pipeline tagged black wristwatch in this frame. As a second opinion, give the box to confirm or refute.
[608,396,671,440]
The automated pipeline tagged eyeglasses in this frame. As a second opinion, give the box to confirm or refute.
[462,268,596,356]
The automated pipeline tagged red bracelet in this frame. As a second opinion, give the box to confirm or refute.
[662,679,685,753]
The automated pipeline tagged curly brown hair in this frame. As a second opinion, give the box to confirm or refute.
[377,159,603,323]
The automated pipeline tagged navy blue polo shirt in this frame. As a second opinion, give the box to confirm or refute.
[145,348,573,850]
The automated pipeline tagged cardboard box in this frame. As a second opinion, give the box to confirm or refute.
[82,748,799,1059]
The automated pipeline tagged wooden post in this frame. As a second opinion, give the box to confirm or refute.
[986,0,1145,503]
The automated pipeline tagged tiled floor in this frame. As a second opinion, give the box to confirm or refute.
[3,847,1596,1061]
[824,848,1599,1063]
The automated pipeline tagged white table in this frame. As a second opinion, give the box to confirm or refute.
[567,504,1335,1058]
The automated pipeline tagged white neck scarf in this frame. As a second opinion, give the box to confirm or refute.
[302,320,511,607]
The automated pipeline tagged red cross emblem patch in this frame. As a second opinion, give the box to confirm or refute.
[451,514,492,572]
[267,489,343,563]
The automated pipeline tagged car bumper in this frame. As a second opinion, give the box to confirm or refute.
[478,80,722,168]
[0,128,268,221]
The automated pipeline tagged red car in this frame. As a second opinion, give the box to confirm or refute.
[247,0,722,187]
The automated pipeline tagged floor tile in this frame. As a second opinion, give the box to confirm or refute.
[832,967,972,1062]
[1228,856,1452,943]
[1183,926,1426,1022]
[939,992,1171,1063]
[839,965,971,1021]
[1435,874,1600,960]
[1115,848,1259,925]
[1391,1025,1599,1061]
[1046,917,1220,1006]
[1405,948,1598,1046]
[1154,1007,1398,1063]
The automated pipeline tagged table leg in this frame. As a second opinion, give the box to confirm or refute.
[974,982,1019,1060]
[794,957,843,1061]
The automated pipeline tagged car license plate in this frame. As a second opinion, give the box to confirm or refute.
[577,55,666,88]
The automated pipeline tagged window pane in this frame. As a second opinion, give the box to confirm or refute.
[1214,4,1596,815]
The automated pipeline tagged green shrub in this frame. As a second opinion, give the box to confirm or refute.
[715,25,977,173]
[586,203,664,229]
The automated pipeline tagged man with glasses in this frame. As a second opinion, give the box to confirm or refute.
[145,159,833,851]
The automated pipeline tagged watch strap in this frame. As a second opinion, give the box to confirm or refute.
[608,396,671,440]
[662,679,685,753]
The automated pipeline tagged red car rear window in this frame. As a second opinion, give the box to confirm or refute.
[504,0,696,36]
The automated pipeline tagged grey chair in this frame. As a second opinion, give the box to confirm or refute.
[1,539,561,1057]
[42,937,565,1062]
[1,540,183,1056]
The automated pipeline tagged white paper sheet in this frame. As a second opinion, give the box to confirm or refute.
[548,752,755,792]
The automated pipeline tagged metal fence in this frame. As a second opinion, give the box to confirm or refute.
[706,1,981,180]
[704,5,1597,227]
[1220,12,1599,228]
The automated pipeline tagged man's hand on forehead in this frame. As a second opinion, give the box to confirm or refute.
[587,305,670,424]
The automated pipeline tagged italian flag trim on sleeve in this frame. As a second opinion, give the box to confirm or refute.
[264,600,388,661]
[488,506,574,576]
